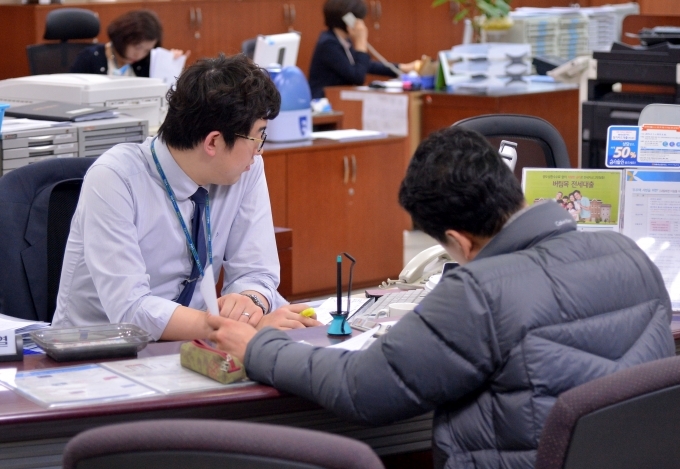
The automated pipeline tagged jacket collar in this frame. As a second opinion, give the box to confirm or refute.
[475,201,576,261]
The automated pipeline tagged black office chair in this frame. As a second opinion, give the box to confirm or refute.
[63,419,385,469]
[0,157,95,322]
[453,114,571,179]
[535,355,680,469]
[242,37,257,60]
[26,8,100,75]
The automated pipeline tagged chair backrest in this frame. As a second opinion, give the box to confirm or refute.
[26,43,94,75]
[535,355,680,469]
[63,419,385,469]
[452,114,571,179]
[242,38,257,60]
[0,157,95,322]
[44,8,100,42]
[26,8,100,75]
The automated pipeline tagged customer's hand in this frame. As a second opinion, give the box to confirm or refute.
[256,303,322,330]
[207,315,256,362]
[348,19,369,52]
[171,49,191,61]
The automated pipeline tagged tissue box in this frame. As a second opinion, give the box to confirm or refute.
[180,339,247,384]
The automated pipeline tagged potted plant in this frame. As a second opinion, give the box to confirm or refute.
[432,0,513,42]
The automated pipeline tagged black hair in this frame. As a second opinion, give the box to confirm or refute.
[323,0,368,32]
[399,126,525,242]
[108,10,163,58]
[158,54,281,151]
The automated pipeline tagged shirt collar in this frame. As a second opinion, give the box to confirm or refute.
[146,136,201,201]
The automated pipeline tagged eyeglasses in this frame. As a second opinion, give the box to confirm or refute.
[235,130,267,152]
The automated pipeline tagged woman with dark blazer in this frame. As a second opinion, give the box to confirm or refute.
[308,0,419,99]
[71,10,187,77]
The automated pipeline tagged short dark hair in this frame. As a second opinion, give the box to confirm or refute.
[158,54,281,151]
[108,10,163,58]
[399,127,525,242]
[323,0,367,31]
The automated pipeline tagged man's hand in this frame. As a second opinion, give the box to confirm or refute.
[256,303,322,330]
[207,315,256,362]
[206,304,322,362]
[218,293,263,327]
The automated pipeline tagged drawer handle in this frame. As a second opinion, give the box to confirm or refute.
[343,156,349,184]
[350,154,357,183]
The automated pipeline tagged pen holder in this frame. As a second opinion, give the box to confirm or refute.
[327,312,351,336]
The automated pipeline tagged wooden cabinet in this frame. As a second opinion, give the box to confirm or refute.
[274,137,405,298]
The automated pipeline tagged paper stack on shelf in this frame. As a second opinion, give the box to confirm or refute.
[504,14,559,57]
[556,15,590,59]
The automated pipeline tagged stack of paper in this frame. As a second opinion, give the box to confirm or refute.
[312,129,387,142]
[0,313,50,354]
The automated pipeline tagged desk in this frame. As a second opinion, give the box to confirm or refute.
[421,83,580,168]
[0,334,432,469]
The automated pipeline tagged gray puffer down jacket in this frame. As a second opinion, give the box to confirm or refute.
[245,201,674,469]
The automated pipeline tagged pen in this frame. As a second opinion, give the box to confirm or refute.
[336,255,342,314]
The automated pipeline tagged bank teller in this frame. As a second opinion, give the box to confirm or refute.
[308,0,419,99]
[70,9,188,77]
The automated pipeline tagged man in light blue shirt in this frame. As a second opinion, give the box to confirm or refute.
[53,54,319,340]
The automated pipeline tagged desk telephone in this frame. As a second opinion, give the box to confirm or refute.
[382,245,453,289]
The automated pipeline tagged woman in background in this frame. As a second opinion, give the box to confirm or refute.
[71,10,187,77]
[308,0,419,99]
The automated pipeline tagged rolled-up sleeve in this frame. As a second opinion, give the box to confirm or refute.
[222,157,287,311]
[81,164,177,339]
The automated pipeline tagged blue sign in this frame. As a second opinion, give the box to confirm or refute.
[606,125,680,168]
[605,126,640,168]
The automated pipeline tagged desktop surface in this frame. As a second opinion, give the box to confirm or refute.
[0,330,432,468]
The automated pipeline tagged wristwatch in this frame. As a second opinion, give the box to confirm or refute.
[241,293,268,315]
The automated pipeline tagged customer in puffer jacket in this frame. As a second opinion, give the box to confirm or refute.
[207,126,674,469]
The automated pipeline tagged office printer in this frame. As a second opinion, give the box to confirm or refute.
[0,74,167,129]
[582,41,680,169]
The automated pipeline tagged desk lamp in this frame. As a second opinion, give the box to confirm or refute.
[327,252,355,336]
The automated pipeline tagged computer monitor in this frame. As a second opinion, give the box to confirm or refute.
[252,32,301,69]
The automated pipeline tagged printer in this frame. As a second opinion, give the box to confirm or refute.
[582,41,680,169]
[0,74,167,129]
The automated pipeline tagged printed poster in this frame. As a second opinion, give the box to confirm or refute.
[522,169,623,232]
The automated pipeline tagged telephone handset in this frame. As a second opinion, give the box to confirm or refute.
[342,12,357,28]
[341,12,403,77]
[382,245,453,289]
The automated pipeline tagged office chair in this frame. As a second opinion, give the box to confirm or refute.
[63,419,385,469]
[453,114,571,179]
[242,38,257,60]
[0,157,95,322]
[535,355,680,469]
[26,8,100,75]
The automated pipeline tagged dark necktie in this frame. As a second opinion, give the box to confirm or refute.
[176,187,208,307]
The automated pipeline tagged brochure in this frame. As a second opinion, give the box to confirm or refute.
[522,168,623,232]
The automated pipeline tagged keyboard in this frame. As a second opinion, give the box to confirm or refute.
[349,289,428,331]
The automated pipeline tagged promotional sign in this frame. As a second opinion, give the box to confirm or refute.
[606,125,680,168]
[522,168,623,232]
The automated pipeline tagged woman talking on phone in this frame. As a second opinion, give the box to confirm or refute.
[70,10,188,77]
[308,0,419,99]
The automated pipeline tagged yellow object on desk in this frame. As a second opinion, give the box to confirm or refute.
[300,308,316,318]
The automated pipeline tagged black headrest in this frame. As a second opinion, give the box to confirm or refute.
[44,8,100,41]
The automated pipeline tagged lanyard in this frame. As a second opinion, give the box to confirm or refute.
[150,137,213,277]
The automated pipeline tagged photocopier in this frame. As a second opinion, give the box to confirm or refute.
[0,74,167,129]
